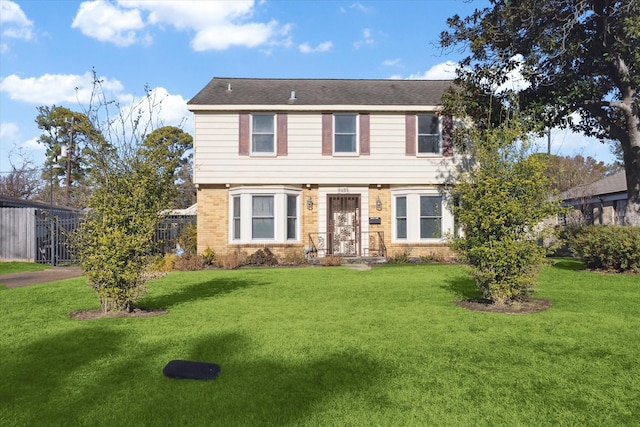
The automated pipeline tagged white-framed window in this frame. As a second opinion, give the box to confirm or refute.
[417,114,441,154]
[396,196,407,239]
[252,113,275,154]
[392,190,448,242]
[420,195,442,238]
[232,195,241,240]
[287,195,297,240]
[334,114,358,154]
[252,195,274,239]
[229,187,301,243]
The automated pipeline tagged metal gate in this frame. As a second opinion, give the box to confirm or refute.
[327,194,360,256]
[35,210,81,264]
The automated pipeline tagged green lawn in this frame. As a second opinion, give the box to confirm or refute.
[0,261,50,275]
[1,261,639,426]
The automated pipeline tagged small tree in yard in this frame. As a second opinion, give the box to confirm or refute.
[78,126,191,312]
[76,71,192,313]
[448,117,563,305]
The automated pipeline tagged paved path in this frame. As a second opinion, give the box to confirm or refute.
[0,266,83,289]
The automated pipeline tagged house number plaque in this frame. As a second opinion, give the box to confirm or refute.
[338,187,349,193]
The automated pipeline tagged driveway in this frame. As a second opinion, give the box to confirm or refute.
[0,266,83,289]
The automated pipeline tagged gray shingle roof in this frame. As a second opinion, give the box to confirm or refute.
[188,77,453,106]
[559,171,627,201]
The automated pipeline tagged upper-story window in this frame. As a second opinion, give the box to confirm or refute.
[417,114,440,154]
[334,114,358,154]
[252,113,275,154]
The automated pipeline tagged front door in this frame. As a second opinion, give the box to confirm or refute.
[327,194,360,256]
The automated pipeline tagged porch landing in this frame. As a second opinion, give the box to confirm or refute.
[307,256,387,265]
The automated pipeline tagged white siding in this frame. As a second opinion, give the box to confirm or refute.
[194,112,457,185]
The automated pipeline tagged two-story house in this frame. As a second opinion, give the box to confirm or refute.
[187,78,458,260]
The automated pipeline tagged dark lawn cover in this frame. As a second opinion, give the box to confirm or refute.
[163,360,221,380]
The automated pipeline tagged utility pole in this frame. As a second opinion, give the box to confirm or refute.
[64,117,75,206]
[547,127,551,155]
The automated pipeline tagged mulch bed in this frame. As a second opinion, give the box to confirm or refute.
[453,298,552,314]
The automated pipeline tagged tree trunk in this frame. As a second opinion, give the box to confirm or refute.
[622,108,640,226]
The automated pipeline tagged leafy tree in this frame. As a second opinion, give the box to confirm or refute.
[35,106,99,207]
[542,154,620,193]
[440,0,640,225]
[175,158,196,208]
[448,115,564,305]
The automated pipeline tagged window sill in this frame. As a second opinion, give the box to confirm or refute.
[415,153,442,158]
[332,152,359,157]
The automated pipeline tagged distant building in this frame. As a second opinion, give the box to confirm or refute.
[559,171,627,226]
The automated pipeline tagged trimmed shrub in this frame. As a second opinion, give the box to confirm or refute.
[174,252,204,271]
[419,252,446,263]
[215,250,247,270]
[202,247,216,265]
[281,251,308,266]
[320,255,344,266]
[570,226,640,273]
[149,253,177,272]
[246,247,279,266]
[387,251,411,264]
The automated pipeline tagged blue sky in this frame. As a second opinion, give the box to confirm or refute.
[0,0,617,176]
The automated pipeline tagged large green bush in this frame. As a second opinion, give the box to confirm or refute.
[448,117,563,305]
[570,226,640,273]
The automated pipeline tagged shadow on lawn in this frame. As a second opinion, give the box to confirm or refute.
[441,275,483,300]
[4,326,389,425]
[148,333,391,425]
[1,326,127,425]
[141,277,267,310]
[548,258,586,271]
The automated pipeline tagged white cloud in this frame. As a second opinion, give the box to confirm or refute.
[298,41,333,54]
[340,2,373,14]
[382,58,401,67]
[70,0,291,51]
[72,1,145,47]
[192,21,279,51]
[0,124,43,166]
[0,0,34,40]
[85,86,192,141]
[401,61,457,80]
[21,137,44,151]
[0,122,20,142]
[353,28,374,49]
[0,72,125,105]
[495,54,529,93]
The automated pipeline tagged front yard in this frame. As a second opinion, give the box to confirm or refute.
[1,261,638,426]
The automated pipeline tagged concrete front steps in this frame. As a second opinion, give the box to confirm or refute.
[307,256,387,265]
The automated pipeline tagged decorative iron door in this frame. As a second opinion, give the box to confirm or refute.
[327,194,360,256]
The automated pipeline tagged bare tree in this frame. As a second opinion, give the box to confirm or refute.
[0,158,43,199]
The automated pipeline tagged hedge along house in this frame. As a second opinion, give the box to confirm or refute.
[187,78,458,259]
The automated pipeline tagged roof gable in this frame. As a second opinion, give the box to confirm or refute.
[188,77,453,107]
